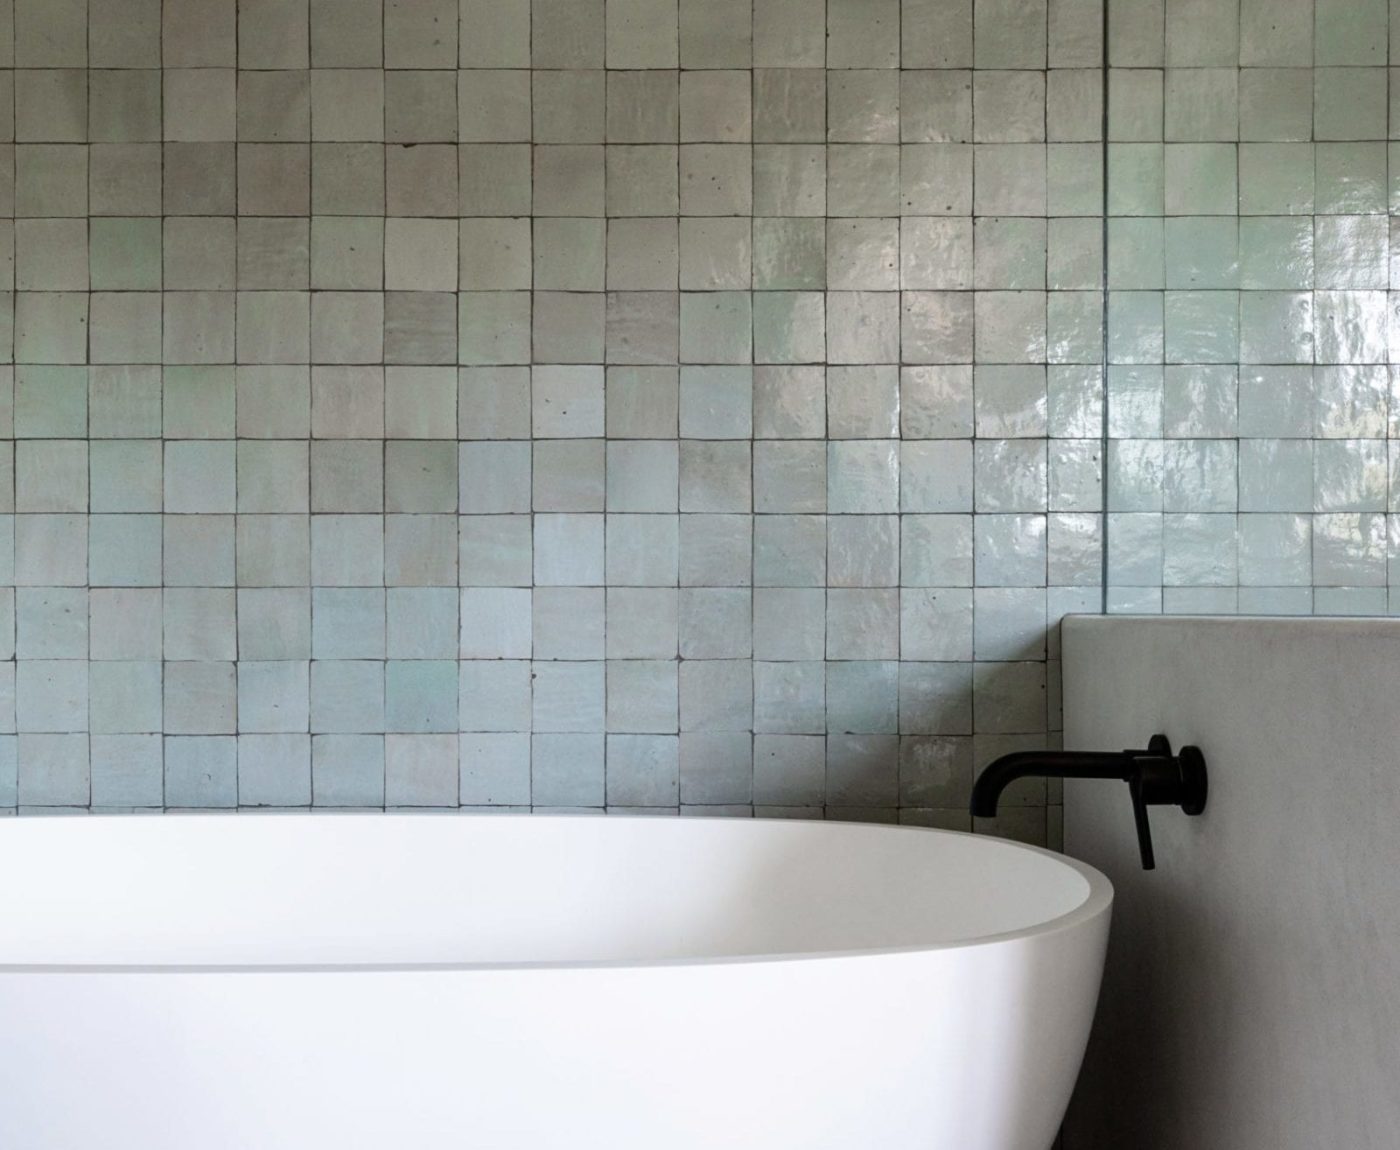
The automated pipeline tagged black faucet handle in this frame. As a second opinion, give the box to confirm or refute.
[1127,773,1156,870]
[1123,735,1209,871]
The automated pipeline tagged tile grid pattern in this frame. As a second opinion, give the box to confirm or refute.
[0,0,1111,845]
[1105,0,1400,617]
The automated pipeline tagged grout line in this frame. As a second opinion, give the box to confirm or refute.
[748,0,757,812]
[378,0,388,812]
[1099,0,1111,615]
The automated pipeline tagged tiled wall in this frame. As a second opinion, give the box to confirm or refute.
[1105,0,1400,616]
[0,0,1110,839]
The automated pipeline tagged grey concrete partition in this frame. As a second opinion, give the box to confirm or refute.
[1062,614,1400,1149]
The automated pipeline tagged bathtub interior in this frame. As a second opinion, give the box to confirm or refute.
[0,816,1097,968]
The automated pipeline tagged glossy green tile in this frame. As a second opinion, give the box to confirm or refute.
[1314,0,1387,65]
[1165,0,1240,67]
[1164,291,1240,364]
[1107,291,1164,364]
[1238,68,1312,141]
[1109,0,1164,66]
[901,69,971,143]
[1313,68,1387,142]
[1315,143,1387,215]
[1108,142,1165,216]
[1109,218,1165,289]
[1164,68,1237,142]
[1165,143,1238,215]
[1240,0,1312,65]
[1047,143,1104,216]
[1238,143,1314,215]
[1164,217,1239,288]
[1108,69,1163,142]
[1047,69,1104,143]
[1239,216,1314,289]
[1239,291,1314,364]
[973,0,1047,68]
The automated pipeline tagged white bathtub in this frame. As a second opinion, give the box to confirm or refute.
[0,815,1110,1150]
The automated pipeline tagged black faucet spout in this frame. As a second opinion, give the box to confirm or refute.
[970,734,1208,871]
[969,750,1132,818]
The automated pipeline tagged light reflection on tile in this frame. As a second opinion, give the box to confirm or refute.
[12,0,1400,829]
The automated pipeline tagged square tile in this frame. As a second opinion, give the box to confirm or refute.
[91,217,162,290]
[385,218,458,291]
[164,68,236,141]
[534,439,604,511]
[163,141,235,214]
[606,732,678,802]
[164,661,236,735]
[680,144,753,216]
[607,69,680,143]
[385,69,458,142]
[681,71,752,143]
[311,733,385,806]
[384,0,457,68]
[534,69,605,144]
[14,734,87,805]
[754,69,825,142]
[534,585,606,659]
[679,513,751,586]
[460,441,532,513]
[161,515,233,587]
[313,141,386,214]
[237,662,310,734]
[607,0,679,67]
[457,660,531,733]
[385,733,458,806]
[15,69,86,142]
[532,289,604,361]
[461,0,530,66]
[240,0,310,68]
[384,440,457,512]
[91,0,162,68]
[604,144,675,215]
[237,143,310,216]
[310,69,385,142]
[164,735,237,807]
[460,587,532,658]
[385,662,458,734]
[310,660,385,734]
[90,734,162,807]
[1314,67,1386,141]
[238,734,312,807]
[385,143,457,215]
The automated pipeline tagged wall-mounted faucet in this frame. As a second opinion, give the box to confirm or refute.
[970,735,1208,870]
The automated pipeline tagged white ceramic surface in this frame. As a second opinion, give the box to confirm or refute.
[0,815,1110,1149]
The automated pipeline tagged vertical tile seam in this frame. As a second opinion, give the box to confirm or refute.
[1099,0,1111,614]
[536,0,561,813]
[818,0,831,815]
[748,0,757,813]
[81,0,95,808]
[892,0,902,819]
[452,0,464,811]
[378,0,389,810]
[522,0,537,810]
[230,0,243,807]
[968,0,978,750]
[159,0,168,812]
[688,0,699,812]
[304,0,317,807]
[1233,0,1242,601]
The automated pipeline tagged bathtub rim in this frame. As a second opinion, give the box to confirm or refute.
[0,813,1113,975]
